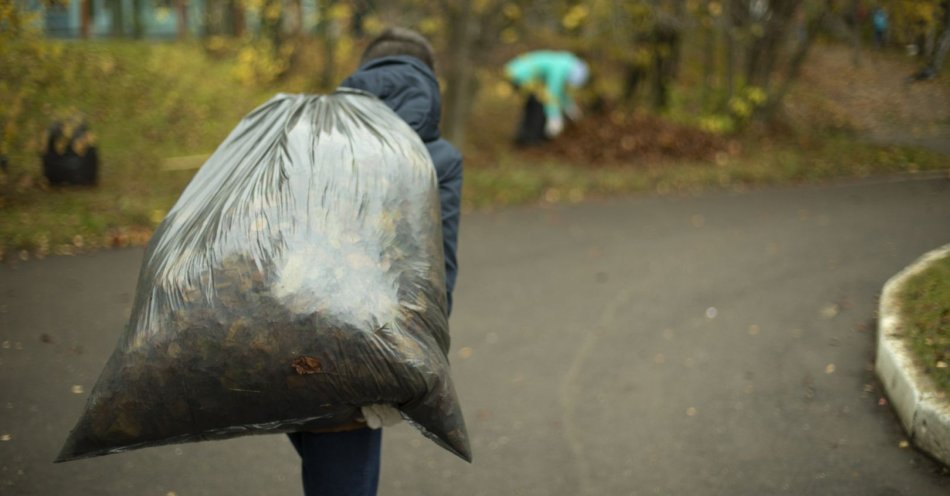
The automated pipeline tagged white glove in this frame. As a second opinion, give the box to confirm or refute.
[361,404,403,429]
[545,115,565,138]
[565,103,582,122]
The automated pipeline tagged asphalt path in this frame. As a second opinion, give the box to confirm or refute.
[1,174,949,495]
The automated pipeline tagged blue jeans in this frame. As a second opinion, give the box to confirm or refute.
[288,428,382,496]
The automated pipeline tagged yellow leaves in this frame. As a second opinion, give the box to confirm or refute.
[562,4,590,30]
[708,1,723,16]
[328,3,351,21]
[473,0,492,15]
[363,15,384,36]
[745,86,767,105]
[632,47,652,67]
[729,97,752,119]
[503,3,521,20]
[241,0,264,11]
[820,303,839,319]
[337,35,355,63]
[205,35,229,55]
[234,39,291,86]
[698,114,733,134]
[150,209,166,226]
[419,17,442,36]
[501,28,519,44]
[263,1,282,22]
[71,131,95,157]
[494,80,513,98]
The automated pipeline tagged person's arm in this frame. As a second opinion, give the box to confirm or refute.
[542,67,568,120]
[437,147,463,315]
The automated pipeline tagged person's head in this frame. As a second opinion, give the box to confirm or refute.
[360,27,436,72]
[567,59,590,88]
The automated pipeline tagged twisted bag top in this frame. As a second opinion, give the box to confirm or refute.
[57,91,471,463]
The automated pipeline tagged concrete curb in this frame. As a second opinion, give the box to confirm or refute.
[876,244,950,467]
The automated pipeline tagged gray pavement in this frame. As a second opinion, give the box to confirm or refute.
[2,175,950,495]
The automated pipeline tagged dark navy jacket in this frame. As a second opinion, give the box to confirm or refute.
[340,55,463,315]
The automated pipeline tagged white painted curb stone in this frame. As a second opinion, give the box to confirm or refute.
[876,244,950,467]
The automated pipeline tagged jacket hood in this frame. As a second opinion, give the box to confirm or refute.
[339,55,442,143]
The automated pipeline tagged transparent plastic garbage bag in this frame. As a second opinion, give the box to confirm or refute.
[56,91,471,462]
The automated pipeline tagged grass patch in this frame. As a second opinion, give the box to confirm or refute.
[0,39,307,260]
[898,254,950,393]
[462,136,949,211]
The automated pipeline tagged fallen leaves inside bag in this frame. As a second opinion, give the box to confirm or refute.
[56,90,470,463]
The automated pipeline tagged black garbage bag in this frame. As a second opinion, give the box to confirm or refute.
[56,91,470,462]
[43,113,98,186]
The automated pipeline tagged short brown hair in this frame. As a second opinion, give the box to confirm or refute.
[361,27,436,71]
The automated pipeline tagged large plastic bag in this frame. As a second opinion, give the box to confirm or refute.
[56,91,470,463]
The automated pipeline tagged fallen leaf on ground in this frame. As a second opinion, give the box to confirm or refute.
[820,304,839,319]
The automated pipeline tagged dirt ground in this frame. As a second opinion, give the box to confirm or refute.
[524,111,727,166]
[788,43,950,154]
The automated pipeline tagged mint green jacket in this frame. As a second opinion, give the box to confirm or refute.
[505,51,584,120]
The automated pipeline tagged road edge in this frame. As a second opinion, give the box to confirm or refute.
[876,244,950,467]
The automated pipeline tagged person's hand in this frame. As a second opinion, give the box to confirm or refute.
[565,103,582,122]
[361,404,403,429]
[545,116,565,138]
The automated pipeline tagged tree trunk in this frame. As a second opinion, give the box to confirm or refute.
[929,0,950,73]
[850,0,862,66]
[702,15,715,108]
[290,0,304,38]
[723,0,736,102]
[761,10,824,121]
[109,0,124,37]
[203,0,221,36]
[132,0,145,38]
[80,0,91,39]
[670,0,686,79]
[260,0,284,57]
[175,0,189,40]
[232,0,245,37]
[932,30,950,72]
[441,0,476,147]
[318,0,337,88]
